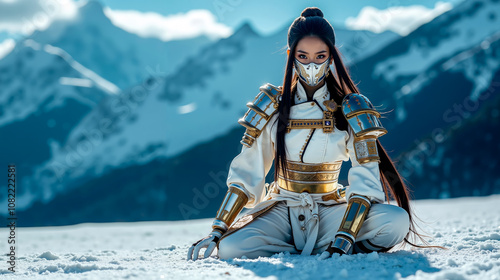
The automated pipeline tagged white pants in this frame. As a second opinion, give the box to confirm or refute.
[217,201,410,259]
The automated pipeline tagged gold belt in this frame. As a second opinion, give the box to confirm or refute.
[277,160,342,193]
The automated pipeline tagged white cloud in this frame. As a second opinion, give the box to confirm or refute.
[0,1,232,42]
[0,0,79,35]
[0,38,15,59]
[103,8,233,41]
[345,1,453,36]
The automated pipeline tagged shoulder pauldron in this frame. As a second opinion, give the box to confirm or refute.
[238,83,282,147]
[341,93,387,164]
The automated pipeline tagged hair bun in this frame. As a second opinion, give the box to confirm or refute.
[301,7,324,18]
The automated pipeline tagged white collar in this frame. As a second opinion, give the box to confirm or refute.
[294,80,330,104]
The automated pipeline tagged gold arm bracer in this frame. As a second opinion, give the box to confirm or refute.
[211,184,249,233]
[330,194,371,254]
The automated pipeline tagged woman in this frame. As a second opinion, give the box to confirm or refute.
[187,7,418,261]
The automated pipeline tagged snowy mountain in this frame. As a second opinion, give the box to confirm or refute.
[22,21,271,205]
[370,0,500,91]
[0,39,117,126]
[334,27,400,65]
[29,0,213,90]
[15,125,247,226]
[0,0,212,211]
[395,33,500,199]
[3,195,500,279]
[0,38,113,208]
[348,0,500,153]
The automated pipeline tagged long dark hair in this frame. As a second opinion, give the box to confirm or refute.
[273,7,427,249]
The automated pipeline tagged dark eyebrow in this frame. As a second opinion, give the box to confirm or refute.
[297,50,328,54]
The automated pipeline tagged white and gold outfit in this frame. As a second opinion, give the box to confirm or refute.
[211,81,409,259]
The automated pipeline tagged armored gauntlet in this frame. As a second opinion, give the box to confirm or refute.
[212,184,249,234]
[188,184,249,261]
[327,194,371,255]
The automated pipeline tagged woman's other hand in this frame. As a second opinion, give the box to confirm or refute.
[187,230,222,261]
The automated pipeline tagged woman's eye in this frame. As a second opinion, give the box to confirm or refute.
[298,54,307,59]
[317,55,325,59]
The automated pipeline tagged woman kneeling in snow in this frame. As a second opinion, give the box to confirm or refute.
[188,7,421,261]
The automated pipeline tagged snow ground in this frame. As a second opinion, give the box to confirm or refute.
[1,195,499,279]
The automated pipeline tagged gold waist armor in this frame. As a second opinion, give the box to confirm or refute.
[277,160,342,193]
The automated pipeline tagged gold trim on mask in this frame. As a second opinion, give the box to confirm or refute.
[294,57,331,86]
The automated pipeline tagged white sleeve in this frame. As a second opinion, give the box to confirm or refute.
[345,125,386,203]
[226,114,277,208]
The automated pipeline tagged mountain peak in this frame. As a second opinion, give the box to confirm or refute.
[79,0,106,19]
[233,22,259,38]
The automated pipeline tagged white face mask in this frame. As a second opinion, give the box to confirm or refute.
[294,57,331,86]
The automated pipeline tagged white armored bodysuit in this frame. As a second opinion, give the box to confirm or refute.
[217,81,409,259]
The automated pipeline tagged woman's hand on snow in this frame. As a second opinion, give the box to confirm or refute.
[187,230,222,261]
[319,250,333,260]
[319,239,349,259]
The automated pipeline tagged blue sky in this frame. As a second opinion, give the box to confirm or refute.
[98,0,462,35]
[0,0,464,57]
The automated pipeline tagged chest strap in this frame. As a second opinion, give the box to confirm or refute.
[286,99,338,133]
[287,117,334,133]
